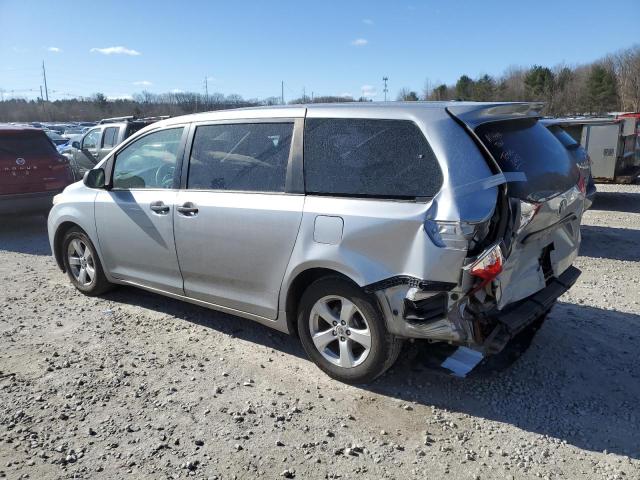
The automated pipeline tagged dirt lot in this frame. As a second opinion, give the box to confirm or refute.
[0,184,639,480]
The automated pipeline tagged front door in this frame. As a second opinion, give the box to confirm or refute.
[72,127,101,180]
[174,121,303,319]
[96,125,120,162]
[95,126,187,294]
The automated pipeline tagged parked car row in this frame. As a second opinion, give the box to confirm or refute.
[45,102,588,383]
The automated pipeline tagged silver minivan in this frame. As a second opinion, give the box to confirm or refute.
[48,102,586,383]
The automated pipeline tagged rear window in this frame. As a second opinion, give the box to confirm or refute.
[304,118,443,199]
[547,125,579,149]
[0,131,57,156]
[476,119,579,202]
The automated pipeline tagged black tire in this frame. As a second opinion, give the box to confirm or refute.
[297,276,402,384]
[61,227,112,296]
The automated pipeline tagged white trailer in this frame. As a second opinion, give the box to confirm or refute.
[551,117,639,183]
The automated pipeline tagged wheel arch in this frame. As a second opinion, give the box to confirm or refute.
[53,221,82,271]
[284,267,360,337]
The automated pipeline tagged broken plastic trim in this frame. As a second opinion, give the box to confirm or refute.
[363,276,456,294]
[441,347,484,377]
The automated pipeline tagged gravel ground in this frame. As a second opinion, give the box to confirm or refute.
[0,183,639,480]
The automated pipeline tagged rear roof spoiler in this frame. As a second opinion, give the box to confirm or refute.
[446,102,544,129]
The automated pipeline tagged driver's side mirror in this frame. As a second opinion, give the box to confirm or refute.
[72,140,81,149]
[83,168,105,189]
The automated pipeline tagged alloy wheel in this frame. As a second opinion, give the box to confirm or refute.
[308,295,372,368]
[67,238,95,286]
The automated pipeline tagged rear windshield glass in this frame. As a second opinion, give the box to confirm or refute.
[304,118,443,199]
[476,119,579,202]
[0,132,56,156]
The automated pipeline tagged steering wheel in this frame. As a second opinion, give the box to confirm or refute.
[155,164,175,188]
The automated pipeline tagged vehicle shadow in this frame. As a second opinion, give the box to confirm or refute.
[580,224,640,262]
[0,215,51,255]
[102,287,308,359]
[590,190,640,214]
[103,286,640,459]
[369,301,640,459]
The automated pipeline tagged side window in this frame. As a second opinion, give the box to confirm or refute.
[82,129,101,149]
[102,127,119,148]
[304,118,443,198]
[188,122,293,192]
[112,127,184,189]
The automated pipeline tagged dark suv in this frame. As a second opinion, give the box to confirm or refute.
[63,116,166,180]
[0,126,73,214]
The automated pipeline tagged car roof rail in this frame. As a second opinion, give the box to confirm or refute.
[98,115,135,124]
[98,115,170,125]
[135,115,171,122]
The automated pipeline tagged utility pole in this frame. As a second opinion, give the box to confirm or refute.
[204,76,209,105]
[383,76,389,102]
[303,86,306,103]
[39,86,43,101]
[42,61,49,101]
[281,81,284,105]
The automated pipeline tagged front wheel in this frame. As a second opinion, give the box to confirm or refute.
[61,227,112,296]
[297,276,402,384]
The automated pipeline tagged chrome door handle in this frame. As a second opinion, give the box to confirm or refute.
[177,202,198,216]
[150,201,170,214]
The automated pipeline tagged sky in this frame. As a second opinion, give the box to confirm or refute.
[0,0,638,102]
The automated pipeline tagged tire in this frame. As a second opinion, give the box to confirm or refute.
[297,276,402,384]
[61,227,112,296]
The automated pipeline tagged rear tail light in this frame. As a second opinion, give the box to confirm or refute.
[425,219,490,251]
[465,243,503,283]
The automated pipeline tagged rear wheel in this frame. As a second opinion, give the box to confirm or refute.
[297,276,402,384]
[62,227,112,296]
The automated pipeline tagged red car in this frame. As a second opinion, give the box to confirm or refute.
[0,126,74,215]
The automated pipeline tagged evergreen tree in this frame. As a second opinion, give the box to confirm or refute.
[586,64,619,113]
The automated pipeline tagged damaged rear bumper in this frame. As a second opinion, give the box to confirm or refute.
[483,265,581,354]
[373,266,581,354]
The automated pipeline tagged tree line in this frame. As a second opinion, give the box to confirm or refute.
[401,45,640,115]
[1,45,638,122]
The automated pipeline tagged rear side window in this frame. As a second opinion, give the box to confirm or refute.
[476,119,579,202]
[304,118,442,199]
[0,132,56,156]
[102,127,119,148]
[188,123,293,192]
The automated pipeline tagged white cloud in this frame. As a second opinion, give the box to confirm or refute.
[362,18,374,25]
[47,47,62,53]
[339,92,353,98]
[90,46,141,56]
[351,38,368,47]
[170,89,184,94]
[133,80,153,86]
[106,94,133,101]
[361,85,377,98]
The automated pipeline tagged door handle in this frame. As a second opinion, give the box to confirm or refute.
[177,202,198,216]
[150,201,170,214]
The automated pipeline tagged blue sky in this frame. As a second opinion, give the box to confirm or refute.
[1,0,638,102]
